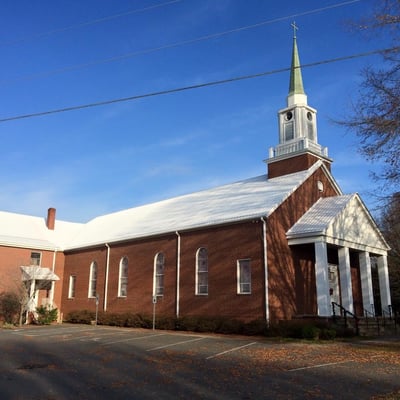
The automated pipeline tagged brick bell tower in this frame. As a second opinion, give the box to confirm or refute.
[266,24,332,179]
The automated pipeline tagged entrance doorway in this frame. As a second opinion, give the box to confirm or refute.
[328,264,340,306]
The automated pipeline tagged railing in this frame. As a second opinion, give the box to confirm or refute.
[363,307,380,334]
[382,305,398,331]
[269,137,329,159]
[332,302,359,335]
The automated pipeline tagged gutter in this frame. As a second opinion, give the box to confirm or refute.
[261,217,269,324]
[104,243,110,311]
[175,231,181,318]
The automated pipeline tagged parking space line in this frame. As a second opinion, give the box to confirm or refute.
[14,328,97,337]
[286,360,353,372]
[206,342,257,360]
[102,333,166,345]
[146,337,205,351]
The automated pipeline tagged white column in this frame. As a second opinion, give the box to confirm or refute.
[377,255,392,312]
[338,247,354,314]
[359,252,374,315]
[314,241,331,316]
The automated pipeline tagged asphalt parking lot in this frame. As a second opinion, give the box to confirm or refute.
[0,324,399,400]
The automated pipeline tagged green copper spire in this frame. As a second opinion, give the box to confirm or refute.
[288,23,305,96]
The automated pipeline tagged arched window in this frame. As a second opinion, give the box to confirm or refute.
[118,257,128,297]
[88,261,98,298]
[196,248,208,295]
[154,253,165,296]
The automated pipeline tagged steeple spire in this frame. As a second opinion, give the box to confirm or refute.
[287,22,307,106]
[265,24,332,179]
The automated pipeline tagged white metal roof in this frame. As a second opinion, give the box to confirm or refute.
[65,163,326,250]
[21,266,60,281]
[286,194,390,254]
[0,210,83,250]
[0,161,334,251]
[287,195,354,236]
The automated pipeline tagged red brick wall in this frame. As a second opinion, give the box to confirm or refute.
[178,222,265,321]
[61,222,267,322]
[0,245,64,312]
[350,251,363,316]
[267,153,331,179]
[266,167,339,321]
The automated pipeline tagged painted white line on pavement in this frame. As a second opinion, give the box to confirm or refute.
[147,337,205,351]
[287,360,352,372]
[206,342,257,360]
[102,333,167,345]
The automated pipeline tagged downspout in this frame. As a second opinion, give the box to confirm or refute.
[175,231,181,318]
[261,217,269,324]
[104,244,110,312]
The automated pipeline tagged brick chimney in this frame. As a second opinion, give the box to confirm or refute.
[46,207,56,230]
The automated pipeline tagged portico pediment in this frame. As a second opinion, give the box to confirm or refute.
[287,194,389,255]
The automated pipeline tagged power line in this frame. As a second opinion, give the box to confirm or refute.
[0,0,362,86]
[0,0,183,47]
[0,46,394,124]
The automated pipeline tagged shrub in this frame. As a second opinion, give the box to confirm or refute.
[155,316,176,330]
[0,292,20,324]
[215,317,244,334]
[320,328,336,340]
[242,319,269,336]
[65,310,94,324]
[301,325,321,340]
[36,305,58,325]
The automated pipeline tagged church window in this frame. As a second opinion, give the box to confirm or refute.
[284,122,294,141]
[154,252,165,296]
[237,259,251,294]
[118,257,128,297]
[68,275,76,299]
[30,252,41,266]
[88,261,98,298]
[196,248,208,295]
[307,121,315,141]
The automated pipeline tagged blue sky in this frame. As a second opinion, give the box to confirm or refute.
[0,0,390,222]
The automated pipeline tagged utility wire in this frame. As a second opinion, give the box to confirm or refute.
[0,0,362,86]
[0,46,394,124]
[0,0,183,47]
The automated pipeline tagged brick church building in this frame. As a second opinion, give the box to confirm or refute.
[0,34,392,325]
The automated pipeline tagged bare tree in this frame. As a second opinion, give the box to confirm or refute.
[342,0,400,190]
[380,192,400,310]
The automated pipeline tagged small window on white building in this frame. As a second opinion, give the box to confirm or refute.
[284,122,294,141]
[88,261,98,298]
[68,275,76,299]
[118,257,128,297]
[30,252,41,266]
[154,253,165,297]
[196,248,208,295]
[237,259,251,294]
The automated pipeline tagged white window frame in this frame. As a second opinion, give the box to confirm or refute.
[153,252,165,297]
[88,261,98,298]
[30,252,41,266]
[237,259,251,294]
[118,257,128,297]
[68,275,76,299]
[195,247,208,295]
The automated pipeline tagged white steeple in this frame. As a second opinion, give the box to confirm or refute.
[268,24,329,162]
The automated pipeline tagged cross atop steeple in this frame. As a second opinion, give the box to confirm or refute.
[291,21,298,38]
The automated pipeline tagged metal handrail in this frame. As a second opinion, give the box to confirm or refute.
[364,308,375,318]
[332,302,359,335]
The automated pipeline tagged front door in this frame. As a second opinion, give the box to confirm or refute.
[329,264,340,306]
